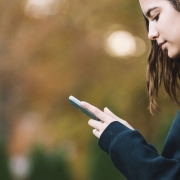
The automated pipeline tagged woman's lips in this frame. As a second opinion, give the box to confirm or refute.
[158,41,167,50]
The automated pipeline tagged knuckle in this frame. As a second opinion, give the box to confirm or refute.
[121,119,126,123]
[84,102,89,108]
[94,107,101,115]
[123,121,129,126]
[120,119,126,125]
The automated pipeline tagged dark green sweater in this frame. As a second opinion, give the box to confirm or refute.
[98,110,180,180]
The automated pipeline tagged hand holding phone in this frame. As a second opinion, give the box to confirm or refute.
[69,95,101,121]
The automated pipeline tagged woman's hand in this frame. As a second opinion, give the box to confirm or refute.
[81,101,134,138]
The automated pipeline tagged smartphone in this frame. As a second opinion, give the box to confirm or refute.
[69,95,101,121]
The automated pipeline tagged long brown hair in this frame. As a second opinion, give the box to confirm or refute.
[144,0,180,114]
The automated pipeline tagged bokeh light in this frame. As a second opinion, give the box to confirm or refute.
[24,0,65,19]
[104,30,146,58]
[133,36,146,57]
[105,31,136,57]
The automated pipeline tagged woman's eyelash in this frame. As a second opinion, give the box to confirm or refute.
[152,14,160,21]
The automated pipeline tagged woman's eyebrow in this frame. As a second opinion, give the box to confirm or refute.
[145,7,158,18]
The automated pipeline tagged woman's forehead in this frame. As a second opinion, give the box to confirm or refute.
[139,0,164,14]
[139,0,159,8]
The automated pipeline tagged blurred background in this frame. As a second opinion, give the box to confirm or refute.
[0,0,179,179]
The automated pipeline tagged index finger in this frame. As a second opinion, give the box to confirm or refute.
[81,101,113,122]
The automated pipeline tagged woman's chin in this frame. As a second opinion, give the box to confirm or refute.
[168,51,180,60]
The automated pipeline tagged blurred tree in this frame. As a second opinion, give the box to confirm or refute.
[0,0,178,179]
[29,146,73,180]
[0,139,13,180]
[87,138,126,180]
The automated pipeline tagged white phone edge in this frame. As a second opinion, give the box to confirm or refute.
[69,95,81,105]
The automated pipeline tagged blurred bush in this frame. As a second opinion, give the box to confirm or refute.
[87,138,126,180]
[29,146,73,180]
[0,139,13,180]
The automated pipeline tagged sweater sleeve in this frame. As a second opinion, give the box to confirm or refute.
[98,121,180,180]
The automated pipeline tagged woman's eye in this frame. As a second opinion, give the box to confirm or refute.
[152,14,160,21]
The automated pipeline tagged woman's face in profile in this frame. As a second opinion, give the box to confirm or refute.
[139,0,180,59]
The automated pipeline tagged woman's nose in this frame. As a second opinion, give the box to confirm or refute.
[148,23,159,40]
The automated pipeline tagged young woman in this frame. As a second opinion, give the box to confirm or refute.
[81,0,180,179]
